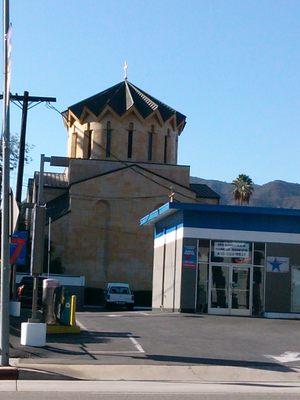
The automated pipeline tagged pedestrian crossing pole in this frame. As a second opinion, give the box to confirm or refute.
[1,0,11,366]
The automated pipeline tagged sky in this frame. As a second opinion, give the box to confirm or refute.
[5,0,300,194]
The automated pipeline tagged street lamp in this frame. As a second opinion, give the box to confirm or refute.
[21,154,68,346]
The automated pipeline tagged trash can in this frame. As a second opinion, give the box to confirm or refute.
[43,279,60,324]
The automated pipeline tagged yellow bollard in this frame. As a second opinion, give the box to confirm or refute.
[47,294,80,334]
[70,295,76,327]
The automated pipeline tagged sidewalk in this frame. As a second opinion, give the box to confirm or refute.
[9,361,300,382]
[1,379,300,395]
[0,363,300,395]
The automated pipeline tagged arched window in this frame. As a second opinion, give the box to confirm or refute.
[106,121,112,158]
[164,129,169,164]
[73,131,78,158]
[148,125,154,161]
[127,122,134,159]
[86,130,93,158]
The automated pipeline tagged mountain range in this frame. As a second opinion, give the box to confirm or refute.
[190,177,300,209]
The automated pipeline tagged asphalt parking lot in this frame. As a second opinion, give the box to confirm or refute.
[10,310,300,372]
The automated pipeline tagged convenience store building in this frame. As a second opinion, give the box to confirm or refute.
[141,202,300,317]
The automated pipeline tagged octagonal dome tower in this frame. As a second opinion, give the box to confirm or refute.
[63,80,186,165]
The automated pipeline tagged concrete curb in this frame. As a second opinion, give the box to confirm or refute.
[0,367,18,380]
[1,380,300,393]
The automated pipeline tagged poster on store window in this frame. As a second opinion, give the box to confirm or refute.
[183,245,197,268]
[214,241,250,259]
[267,257,289,273]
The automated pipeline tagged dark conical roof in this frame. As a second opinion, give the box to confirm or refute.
[67,80,186,132]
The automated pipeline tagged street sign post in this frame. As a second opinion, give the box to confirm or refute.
[1,0,11,366]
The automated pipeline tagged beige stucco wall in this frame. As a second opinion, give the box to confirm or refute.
[152,235,183,310]
[152,245,164,308]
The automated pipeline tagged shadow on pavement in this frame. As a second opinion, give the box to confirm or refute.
[227,382,300,388]
[45,331,141,344]
[136,354,294,372]
[10,328,142,359]
[19,368,80,380]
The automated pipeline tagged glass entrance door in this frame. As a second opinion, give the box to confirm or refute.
[231,266,251,315]
[209,265,230,314]
[208,265,252,316]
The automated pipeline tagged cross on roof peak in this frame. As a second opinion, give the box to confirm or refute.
[124,61,128,80]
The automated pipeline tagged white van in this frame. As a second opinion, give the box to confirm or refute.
[104,283,134,310]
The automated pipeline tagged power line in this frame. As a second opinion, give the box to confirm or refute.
[71,193,167,201]
[1,91,56,202]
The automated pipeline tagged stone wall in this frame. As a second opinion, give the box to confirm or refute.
[49,162,196,291]
[68,111,179,165]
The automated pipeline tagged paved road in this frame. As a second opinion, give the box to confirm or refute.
[77,311,300,366]
[14,310,300,372]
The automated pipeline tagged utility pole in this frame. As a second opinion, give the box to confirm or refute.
[1,0,11,366]
[47,217,51,277]
[15,91,29,203]
[0,92,56,203]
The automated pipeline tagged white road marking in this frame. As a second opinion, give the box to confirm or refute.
[107,312,149,317]
[266,351,300,363]
[88,350,141,354]
[76,319,88,331]
[127,333,145,353]
[76,319,145,355]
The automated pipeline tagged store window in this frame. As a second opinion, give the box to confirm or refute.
[198,239,210,263]
[197,239,210,312]
[197,264,209,313]
[253,266,264,315]
[254,242,265,266]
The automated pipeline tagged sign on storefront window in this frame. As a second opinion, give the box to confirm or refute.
[266,256,289,273]
[214,242,250,259]
[183,245,197,268]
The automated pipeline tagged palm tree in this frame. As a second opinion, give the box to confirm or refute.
[232,174,254,205]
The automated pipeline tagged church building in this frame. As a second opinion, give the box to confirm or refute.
[28,78,220,301]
